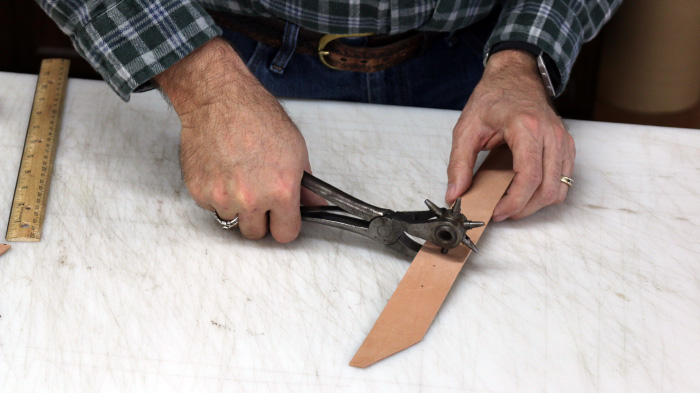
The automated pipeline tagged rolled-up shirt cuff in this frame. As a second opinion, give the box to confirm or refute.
[70,0,222,101]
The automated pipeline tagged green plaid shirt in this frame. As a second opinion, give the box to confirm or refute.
[36,0,621,101]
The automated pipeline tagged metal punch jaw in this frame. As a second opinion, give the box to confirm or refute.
[300,172,484,259]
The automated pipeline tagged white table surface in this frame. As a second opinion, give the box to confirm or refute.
[1,72,699,393]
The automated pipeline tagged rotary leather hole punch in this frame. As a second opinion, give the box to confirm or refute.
[300,172,484,259]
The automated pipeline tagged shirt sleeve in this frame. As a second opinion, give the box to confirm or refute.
[35,0,222,101]
[485,0,622,96]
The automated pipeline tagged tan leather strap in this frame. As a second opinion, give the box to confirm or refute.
[0,244,9,256]
[350,146,516,367]
[209,12,434,73]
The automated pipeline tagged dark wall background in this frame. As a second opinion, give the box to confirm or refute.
[1,1,101,80]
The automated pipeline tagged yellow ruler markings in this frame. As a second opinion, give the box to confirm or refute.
[6,59,70,241]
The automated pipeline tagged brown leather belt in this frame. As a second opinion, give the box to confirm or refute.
[209,12,436,73]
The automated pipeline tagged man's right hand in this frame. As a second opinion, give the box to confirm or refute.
[155,37,326,243]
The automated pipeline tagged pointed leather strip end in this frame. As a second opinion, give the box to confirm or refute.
[348,243,469,368]
[350,336,423,368]
[0,244,10,256]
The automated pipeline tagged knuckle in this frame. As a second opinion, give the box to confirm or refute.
[541,187,559,205]
[273,177,298,202]
[235,189,259,213]
[452,114,473,134]
[552,126,566,144]
[526,145,542,162]
[273,221,301,244]
[554,193,566,205]
[237,199,259,214]
[187,186,205,205]
[241,220,269,240]
[244,229,267,240]
[527,170,543,185]
[447,158,473,173]
[499,199,521,217]
[516,138,542,163]
[210,187,231,211]
[514,113,541,133]
[552,122,566,134]
[568,136,577,156]
[274,233,297,244]
[511,202,527,215]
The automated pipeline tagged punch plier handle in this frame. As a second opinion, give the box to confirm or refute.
[300,172,484,259]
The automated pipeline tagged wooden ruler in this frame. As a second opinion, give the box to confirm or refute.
[6,58,70,241]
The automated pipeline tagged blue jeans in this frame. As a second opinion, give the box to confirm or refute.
[220,16,495,111]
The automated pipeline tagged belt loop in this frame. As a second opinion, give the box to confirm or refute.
[269,21,300,74]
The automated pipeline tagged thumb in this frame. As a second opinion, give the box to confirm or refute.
[445,126,481,204]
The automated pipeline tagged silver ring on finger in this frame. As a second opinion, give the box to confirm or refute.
[560,176,574,188]
[214,210,239,230]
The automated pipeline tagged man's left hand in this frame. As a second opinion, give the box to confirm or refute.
[445,49,575,221]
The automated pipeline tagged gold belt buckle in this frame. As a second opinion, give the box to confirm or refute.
[318,33,374,70]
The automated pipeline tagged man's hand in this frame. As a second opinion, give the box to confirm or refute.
[445,50,575,221]
[155,38,325,242]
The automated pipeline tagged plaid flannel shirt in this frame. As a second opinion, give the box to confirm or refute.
[36,0,621,101]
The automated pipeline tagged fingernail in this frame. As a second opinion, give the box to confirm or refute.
[493,215,506,222]
[445,183,456,202]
